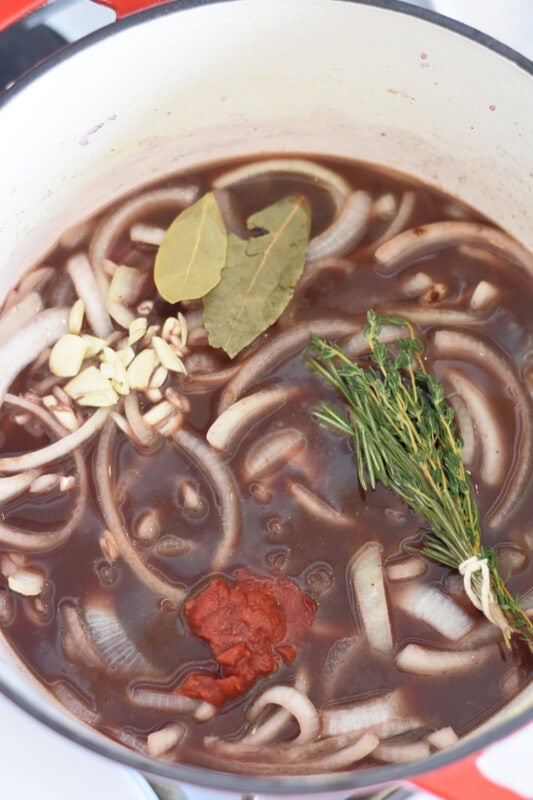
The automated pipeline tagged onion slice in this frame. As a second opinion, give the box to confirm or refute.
[0,308,68,408]
[206,387,294,453]
[288,481,356,528]
[219,318,356,411]
[84,599,158,674]
[443,367,506,487]
[128,686,199,714]
[67,253,113,338]
[0,404,109,473]
[432,329,532,528]
[427,727,459,750]
[0,291,44,345]
[247,685,320,746]
[94,421,187,602]
[306,191,372,261]
[0,470,41,505]
[370,190,416,250]
[172,428,241,570]
[374,740,430,764]
[322,689,417,739]
[396,643,498,675]
[395,583,475,641]
[375,221,533,277]
[385,556,427,583]
[350,542,393,656]
[0,394,87,552]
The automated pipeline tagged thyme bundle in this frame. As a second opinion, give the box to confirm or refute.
[308,311,533,650]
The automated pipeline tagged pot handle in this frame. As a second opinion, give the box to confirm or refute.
[0,0,168,32]
[410,723,532,800]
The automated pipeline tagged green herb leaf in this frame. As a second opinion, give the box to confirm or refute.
[203,196,311,358]
[308,312,533,651]
[154,192,227,304]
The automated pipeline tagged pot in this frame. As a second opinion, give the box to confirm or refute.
[0,2,531,799]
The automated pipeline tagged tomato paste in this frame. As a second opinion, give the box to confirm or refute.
[181,570,316,706]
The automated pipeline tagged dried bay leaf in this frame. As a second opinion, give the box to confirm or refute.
[203,196,311,358]
[154,192,227,303]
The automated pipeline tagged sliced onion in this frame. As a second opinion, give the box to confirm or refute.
[443,367,505,487]
[396,642,498,675]
[306,191,372,261]
[0,394,87,552]
[147,723,186,757]
[94,421,187,602]
[0,470,41,505]
[321,636,363,701]
[0,308,68,408]
[128,686,199,714]
[400,271,434,298]
[67,253,113,338]
[427,726,459,750]
[432,330,532,528]
[89,185,198,283]
[54,681,99,724]
[244,429,305,481]
[322,690,417,739]
[171,428,239,568]
[282,729,377,765]
[206,387,294,453]
[213,158,350,208]
[350,542,393,656]
[374,740,430,764]
[84,598,158,674]
[500,666,527,699]
[385,556,427,582]
[378,305,481,328]
[243,672,310,746]
[130,223,166,246]
[247,685,320,746]
[375,221,533,276]
[294,257,354,296]
[496,545,527,576]
[186,362,240,392]
[0,403,109,473]
[124,392,158,449]
[219,318,356,411]
[370,190,416,250]
[0,291,44,345]
[61,603,108,670]
[395,583,475,641]
[288,481,355,529]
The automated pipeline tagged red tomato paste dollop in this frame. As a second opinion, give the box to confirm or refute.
[180,569,316,706]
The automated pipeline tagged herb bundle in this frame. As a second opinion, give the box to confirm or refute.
[308,311,533,650]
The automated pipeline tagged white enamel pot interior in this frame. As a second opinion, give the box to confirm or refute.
[0,1,531,798]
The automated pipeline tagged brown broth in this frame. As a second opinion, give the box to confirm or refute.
[0,155,531,773]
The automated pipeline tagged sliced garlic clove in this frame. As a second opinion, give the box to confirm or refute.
[82,334,106,357]
[49,334,88,378]
[152,336,186,374]
[126,348,159,391]
[107,301,135,329]
[128,317,148,346]
[116,346,136,368]
[64,366,117,406]
[69,299,85,335]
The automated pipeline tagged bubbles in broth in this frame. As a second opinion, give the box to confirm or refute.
[0,155,531,774]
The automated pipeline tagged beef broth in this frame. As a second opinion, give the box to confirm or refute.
[0,155,531,774]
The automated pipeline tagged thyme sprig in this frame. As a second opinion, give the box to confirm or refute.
[308,310,533,650]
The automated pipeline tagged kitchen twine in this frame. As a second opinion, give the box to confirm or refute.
[459,555,505,629]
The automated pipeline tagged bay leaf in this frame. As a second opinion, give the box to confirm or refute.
[154,192,227,303]
[203,195,311,358]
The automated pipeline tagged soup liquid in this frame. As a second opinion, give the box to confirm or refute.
[0,156,531,771]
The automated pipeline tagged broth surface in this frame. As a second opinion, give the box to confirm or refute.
[0,155,531,773]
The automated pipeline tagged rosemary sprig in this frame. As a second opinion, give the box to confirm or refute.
[308,310,533,650]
